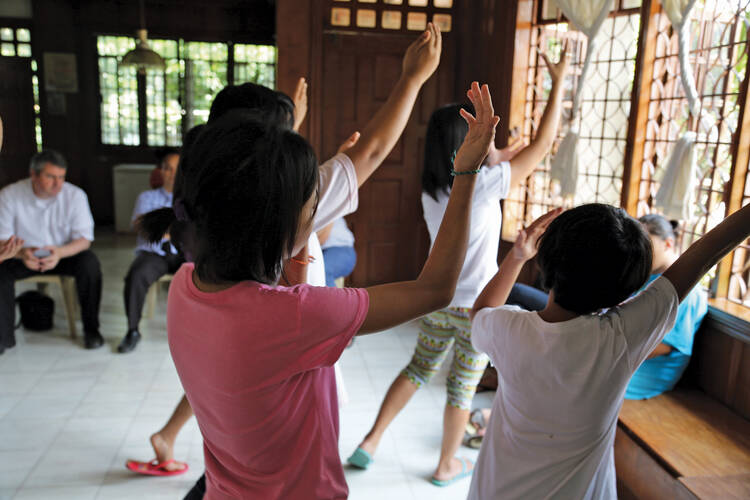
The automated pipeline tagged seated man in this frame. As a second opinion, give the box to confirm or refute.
[0,149,103,353]
[118,147,183,353]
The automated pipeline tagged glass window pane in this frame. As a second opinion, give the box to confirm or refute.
[1,43,15,56]
[382,11,402,30]
[408,0,428,6]
[184,42,229,128]
[17,43,31,57]
[356,9,377,28]
[384,0,403,3]
[407,12,427,30]
[0,28,13,41]
[97,36,140,145]
[433,13,452,32]
[332,7,351,26]
[16,28,31,42]
[434,0,453,7]
[234,44,277,89]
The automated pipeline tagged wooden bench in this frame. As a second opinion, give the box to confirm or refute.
[615,305,750,499]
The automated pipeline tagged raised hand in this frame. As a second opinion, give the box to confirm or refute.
[292,77,308,132]
[0,236,23,263]
[540,40,570,84]
[402,22,442,86]
[337,131,361,155]
[511,208,562,261]
[453,82,500,173]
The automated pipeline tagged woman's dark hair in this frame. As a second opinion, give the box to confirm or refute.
[537,203,653,315]
[422,103,474,201]
[139,111,318,285]
[208,82,295,130]
[639,213,680,242]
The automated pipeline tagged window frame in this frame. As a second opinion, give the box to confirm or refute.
[93,32,278,149]
[508,0,750,312]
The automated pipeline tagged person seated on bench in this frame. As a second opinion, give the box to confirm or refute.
[624,214,708,400]
[0,149,103,353]
[118,147,184,354]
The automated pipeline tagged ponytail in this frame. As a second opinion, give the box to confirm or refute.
[135,207,176,244]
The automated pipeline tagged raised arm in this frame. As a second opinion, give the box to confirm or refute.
[359,82,499,334]
[346,23,442,187]
[508,42,569,187]
[291,77,308,133]
[471,208,561,320]
[662,203,750,302]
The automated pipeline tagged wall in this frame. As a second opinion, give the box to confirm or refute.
[30,0,274,223]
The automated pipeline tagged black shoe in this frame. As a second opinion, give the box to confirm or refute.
[117,329,141,353]
[84,331,104,349]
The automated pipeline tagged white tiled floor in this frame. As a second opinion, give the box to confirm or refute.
[0,231,494,499]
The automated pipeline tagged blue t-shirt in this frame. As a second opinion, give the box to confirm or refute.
[625,274,708,400]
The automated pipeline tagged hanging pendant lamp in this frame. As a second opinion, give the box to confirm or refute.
[120,0,165,73]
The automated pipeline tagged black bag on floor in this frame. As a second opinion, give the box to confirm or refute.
[15,290,54,331]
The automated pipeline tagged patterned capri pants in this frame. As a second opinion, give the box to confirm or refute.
[401,307,489,410]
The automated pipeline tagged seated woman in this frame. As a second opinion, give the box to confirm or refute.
[624,214,708,400]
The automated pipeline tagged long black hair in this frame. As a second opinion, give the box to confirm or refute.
[139,111,318,285]
[422,103,474,201]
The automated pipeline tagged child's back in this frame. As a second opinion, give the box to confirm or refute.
[471,276,678,498]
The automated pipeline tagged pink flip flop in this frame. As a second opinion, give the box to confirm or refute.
[126,458,189,476]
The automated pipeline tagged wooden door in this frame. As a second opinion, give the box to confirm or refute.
[0,58,36,186]
[319,32,455,286]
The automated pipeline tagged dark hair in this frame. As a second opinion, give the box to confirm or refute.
[30,149,67,173]
[140,112,318,285]
[537,203,653,315]
[155,147,181,168]
[208,82,295,129]
[639,213,680,242]
[422,103,474,201]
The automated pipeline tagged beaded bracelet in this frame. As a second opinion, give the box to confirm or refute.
[449,149,481,176]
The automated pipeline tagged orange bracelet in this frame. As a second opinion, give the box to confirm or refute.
[290,255,316,265]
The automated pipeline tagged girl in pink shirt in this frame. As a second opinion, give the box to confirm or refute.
[138,79,500,499]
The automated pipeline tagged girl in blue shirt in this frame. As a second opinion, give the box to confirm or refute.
[624,214,708,399]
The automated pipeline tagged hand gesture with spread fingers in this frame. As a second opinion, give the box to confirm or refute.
[402,22,442,86]
[512,208,563,261]
[540,40,570,84]
[453,82,501,174]
[292,77,308,132]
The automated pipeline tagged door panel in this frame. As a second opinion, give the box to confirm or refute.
[0,58,36,186]
[319,31,455,286]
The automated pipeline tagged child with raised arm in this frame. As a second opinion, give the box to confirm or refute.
[468,203,750,499]
[138,82,498,499]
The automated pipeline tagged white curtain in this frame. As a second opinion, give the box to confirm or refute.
[549,0,614,198]
[662,0,700,114]
[654,132,697,220]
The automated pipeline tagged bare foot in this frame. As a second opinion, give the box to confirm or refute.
[150,432,187,472]
[432,457,474,482]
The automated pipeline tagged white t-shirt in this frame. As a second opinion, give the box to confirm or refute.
[307,153,358,288]
[0,178,95,247]
[468,276,679,500]
[421,162,511,308]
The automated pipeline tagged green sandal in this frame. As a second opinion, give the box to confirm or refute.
[347,447,373,469]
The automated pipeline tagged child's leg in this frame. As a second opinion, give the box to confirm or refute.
[358,310,456,455]
[150,394,193,469]
[434,308,489,480]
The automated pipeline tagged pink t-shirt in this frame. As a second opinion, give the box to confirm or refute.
[167,264,369,499]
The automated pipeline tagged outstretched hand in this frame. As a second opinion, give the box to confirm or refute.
[540,40,570,84]
[0,236,23,263]
[402,22,442,86]
[453,82,500,173]
[511,208,562,261]
[292,77,308,132]
[485,138,525,166]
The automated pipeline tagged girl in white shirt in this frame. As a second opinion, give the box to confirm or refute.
[468,203,750,499]
[350,46,570,486]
